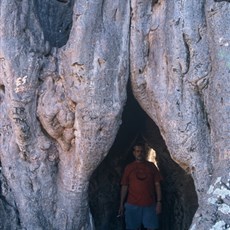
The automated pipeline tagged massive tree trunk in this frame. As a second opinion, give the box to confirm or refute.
[0,0,130,229]
[130,0,230,229]
[0,0,229,230]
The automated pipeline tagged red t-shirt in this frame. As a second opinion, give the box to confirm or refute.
[121,161,161,206]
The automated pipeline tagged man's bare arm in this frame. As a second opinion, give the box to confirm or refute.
[155,182,162,214]
[118,185,128,216]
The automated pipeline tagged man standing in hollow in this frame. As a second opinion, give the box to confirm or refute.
[118,143,162,230]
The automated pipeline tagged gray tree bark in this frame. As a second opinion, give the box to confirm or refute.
[0,0,229,230]
[0,0,130,229]
[130,0,230,229]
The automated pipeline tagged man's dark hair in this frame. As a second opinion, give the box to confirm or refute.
[133,142,145,150]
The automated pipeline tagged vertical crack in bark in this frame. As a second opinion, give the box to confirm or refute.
[182,33,191,75]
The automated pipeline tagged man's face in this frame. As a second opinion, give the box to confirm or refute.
[133,146,145,161]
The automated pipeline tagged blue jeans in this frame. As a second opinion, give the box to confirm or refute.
[125,203,158,230]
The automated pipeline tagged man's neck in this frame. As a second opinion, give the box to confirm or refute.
[135,159,145,162]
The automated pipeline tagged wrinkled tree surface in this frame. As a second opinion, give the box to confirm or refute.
[0,0,229,230]
[130,0,230,229]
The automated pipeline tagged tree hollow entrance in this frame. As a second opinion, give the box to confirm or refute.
[89,85,198,230]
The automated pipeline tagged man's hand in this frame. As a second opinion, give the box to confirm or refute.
[118,204,124,217]
[156,202,162,214]
[118,185,128,217]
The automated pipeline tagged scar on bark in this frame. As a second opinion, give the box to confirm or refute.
[152,0,159,7]
[57,0,68,3]
[214,0,230,2]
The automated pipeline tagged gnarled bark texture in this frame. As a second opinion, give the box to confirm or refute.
[0,0,129,229]
[0,0,229,230]
[130,0,230,229]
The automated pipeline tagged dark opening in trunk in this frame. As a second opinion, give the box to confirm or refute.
[89,83,198,230]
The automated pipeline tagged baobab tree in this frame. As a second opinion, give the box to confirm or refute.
[0,0,229,229]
